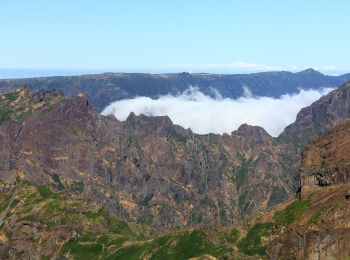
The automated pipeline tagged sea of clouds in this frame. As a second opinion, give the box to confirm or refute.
[101,87,333,137]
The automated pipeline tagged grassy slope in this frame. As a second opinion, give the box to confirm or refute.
[0,89,63,126]
[0,182,247,259]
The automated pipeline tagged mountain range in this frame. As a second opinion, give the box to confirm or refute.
[0,69,349,112]
[0,75,350,259]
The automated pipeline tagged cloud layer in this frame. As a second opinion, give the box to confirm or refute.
[101,87,333,137]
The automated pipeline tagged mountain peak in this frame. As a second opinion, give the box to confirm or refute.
[234,123,271,138]
[298,68,323,75]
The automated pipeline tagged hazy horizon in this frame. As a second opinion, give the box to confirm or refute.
[0,67,349,80]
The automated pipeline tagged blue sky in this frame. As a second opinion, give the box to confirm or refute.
[1,0,349,74]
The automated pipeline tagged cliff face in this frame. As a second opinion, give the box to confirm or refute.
[300,119,350,197]
[266,116,350,259]
[2,82,350,233]
[2,81,350,259]
[275,81,350,195]
[0,88,296,233]
[279,82,350,150]
[267,183,350,259]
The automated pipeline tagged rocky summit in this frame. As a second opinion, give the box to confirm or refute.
[1,81,350,259]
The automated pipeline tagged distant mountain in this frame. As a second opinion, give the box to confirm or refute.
[0,69,349,112]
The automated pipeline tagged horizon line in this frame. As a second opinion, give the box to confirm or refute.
[0,67,349,80]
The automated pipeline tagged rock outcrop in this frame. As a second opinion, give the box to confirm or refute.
[266,114,350,259]
[280,81,350,150]
[300,119,350,197]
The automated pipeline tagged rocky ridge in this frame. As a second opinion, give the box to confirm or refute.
[1,81,350,259]
[0,88,295,233]
[264,116,350,259]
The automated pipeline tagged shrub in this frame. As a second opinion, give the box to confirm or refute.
[238,222,273,256]
[274,199,307,226]
[267,187,289,207]
[36,185,59,199]
[218,228,241,244]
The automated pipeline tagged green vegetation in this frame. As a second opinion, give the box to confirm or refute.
[274,199,307,226]
[200,195,216,208]
[308,207,327,225]
[163,230,216,259]
[218,228,241,244]
[36,185,59,199]
[235,158,253,191]
[0,104,12,125]
[0,181,271,259]
[61,228,231,260]
[66,124,85,136]
[172,133,187,143]
[238,222,273,257]
[238,192,252,217]
[70,180,84,193]
[107,217,134,236]
[106,229,225,260]
[267,187,289,207]
[2,182,145,259]
[219,208,228,224]
[51,173,65,190]
[0,90,31,125]
[0,89,62,126]
[0,191,14,212]
[4,91,20,102]
[189,211,203,224]
[62,239,103,260]
[127,135,143,149]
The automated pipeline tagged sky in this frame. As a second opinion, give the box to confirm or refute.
[1,0,350,74]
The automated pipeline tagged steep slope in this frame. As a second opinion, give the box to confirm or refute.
[266,183,350,259]
[275,81,350,194]
[0,181,242,260]
[264,119,350,259]
[2,82,350,234]
[0,88,296,234]
[2,82,350,259]
[300,119,350,197]
[0,69,349,112]
[279,81,350,149]
[236,116,350,259]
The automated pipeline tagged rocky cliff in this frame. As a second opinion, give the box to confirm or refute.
[300,119,350,197]
[1,81,350,259]
[0,88,296,234]
[265,116,350,259]
[279,81,350,149]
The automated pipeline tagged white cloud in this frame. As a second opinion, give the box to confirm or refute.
[101,87,333,137]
